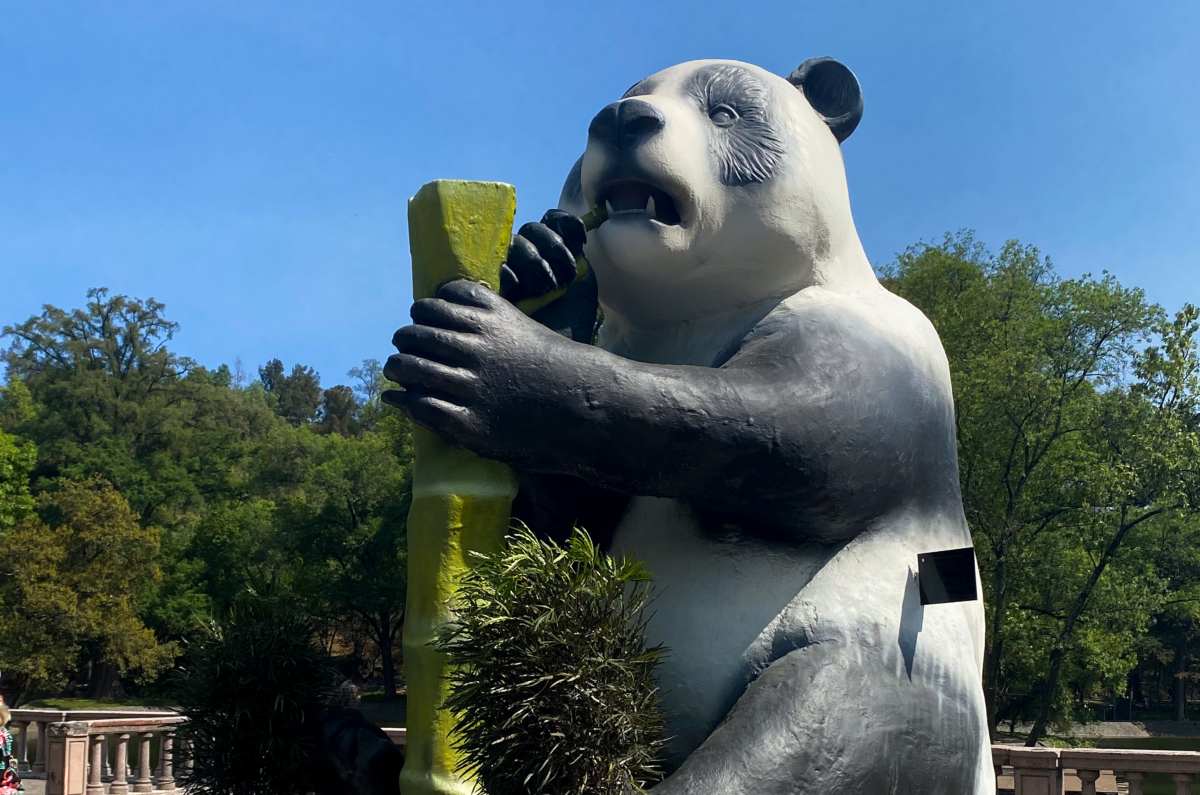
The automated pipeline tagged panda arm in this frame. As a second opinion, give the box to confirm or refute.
[387,283,953,543]
[520,299,952,542]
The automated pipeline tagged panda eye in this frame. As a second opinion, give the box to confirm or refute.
[709,103,739,127]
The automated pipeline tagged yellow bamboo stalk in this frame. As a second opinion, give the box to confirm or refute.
[399,181,605,795]
[399,180,519,795]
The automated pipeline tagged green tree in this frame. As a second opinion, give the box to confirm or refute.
[0,428,34,530]
[183,418,412,697]
[259,359,322,426]
[0,379,36,432]
[1134,512,1200,719]
[188,498,300,615]
[349,358,394,431]
[348,358,384,405]
[1022,305,1200,742]
[318,385,359,436]
[268,426,410,697]
[2,290,285,643]
[1,289,275,527]
[2,289,415,703]
[881,233,1172,735]
[172,595,336,795]
[0,477,175,701]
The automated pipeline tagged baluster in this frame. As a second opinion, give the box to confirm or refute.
[103,733,113,780]
[11,722,27,773]
[1126,771,1146,795]
[1076,769,1099,795]
[86,733,106,795]
[154,731,163,781]
[33,720,48,774]
[157,731,175,791]
[133,732,154,792]
[109,733,131,795]
[1174,772,1194,795]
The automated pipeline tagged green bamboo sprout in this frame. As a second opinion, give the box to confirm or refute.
[398,180,604,795]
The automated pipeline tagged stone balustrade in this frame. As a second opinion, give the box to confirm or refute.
[7,710,179,781]
[8,711,185,795]
[995,744,1200,794]
[7,710,405,795]
[21,712,1200,793]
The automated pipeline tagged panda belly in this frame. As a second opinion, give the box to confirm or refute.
[608,495,834,765]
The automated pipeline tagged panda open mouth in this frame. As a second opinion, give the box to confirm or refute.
[596,180,682,226]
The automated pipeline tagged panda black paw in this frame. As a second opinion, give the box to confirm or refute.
[501,210,586,303]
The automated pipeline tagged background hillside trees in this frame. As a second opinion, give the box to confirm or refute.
[2,252,1197,730]
[884,234,1200,740]
[1,290,409,701]
[0,477,173,703]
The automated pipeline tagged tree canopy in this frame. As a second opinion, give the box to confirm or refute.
[883,233,1200,740]
[2,253,1197,734]
[1,289,409,703]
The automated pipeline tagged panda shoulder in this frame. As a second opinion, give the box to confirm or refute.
[732,286,952,384]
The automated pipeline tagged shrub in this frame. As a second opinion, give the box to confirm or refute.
[438,526,666,795]
[171,595,336,795]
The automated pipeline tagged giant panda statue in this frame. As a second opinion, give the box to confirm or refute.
[385,57,995,795]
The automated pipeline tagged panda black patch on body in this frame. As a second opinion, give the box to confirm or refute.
[386,57,995,795]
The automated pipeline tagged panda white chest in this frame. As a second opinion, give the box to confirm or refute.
[596,293,829,760]
[608,497,830,763]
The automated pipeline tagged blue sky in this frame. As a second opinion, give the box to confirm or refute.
[3,2,1198,386]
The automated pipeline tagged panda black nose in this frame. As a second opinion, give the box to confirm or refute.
[588,99,666,149]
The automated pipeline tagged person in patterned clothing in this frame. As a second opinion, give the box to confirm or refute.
[0,694,22,795]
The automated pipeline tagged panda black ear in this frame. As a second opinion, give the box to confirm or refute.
[787,57,864,143]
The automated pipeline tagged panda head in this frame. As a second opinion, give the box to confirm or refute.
[564,57,869,326]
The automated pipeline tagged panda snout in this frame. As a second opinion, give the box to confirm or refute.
[588,98,666,150]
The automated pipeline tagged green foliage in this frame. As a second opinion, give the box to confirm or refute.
[348,358,385,405]
[0,477,175,702]
[172,595,336,795]
[259,358,323,426]
[319,384,359,435]
[438,527,666,795]
[3,246,1194,744]
[1,289,412,702]
[0,426,34,530]
[1,288,278,527]
[883,234,1200,740]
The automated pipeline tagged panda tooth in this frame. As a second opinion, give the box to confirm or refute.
[646,194,657,220]
[605,199,615,217]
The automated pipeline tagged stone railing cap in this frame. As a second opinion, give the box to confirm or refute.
[84,716,186,733]
[10,708,178,721]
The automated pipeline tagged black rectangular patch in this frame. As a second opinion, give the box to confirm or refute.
[918,547,978,605]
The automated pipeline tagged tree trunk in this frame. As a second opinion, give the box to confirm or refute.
[1026,645,1065,746]
[7,676,30,708]
[983,543,1009,738]
[378,610,397,700]
[1176,636,1188,722]
[87,660,120,700]
[1129,666,1142,719]
[1026,517,1149,744]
